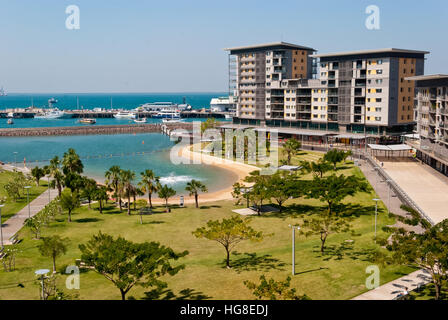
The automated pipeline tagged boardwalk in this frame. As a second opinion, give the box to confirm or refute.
[352,270,432,300]
[0,122,193,137]
[1,188,58,245]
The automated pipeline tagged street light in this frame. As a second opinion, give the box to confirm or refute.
[0,204,4,249]
[35,269,50,300]
[373,198,380,243]
[47,175,51,203]
[13,152,18,168]
[289,224,300,276]
[386,179,393,214]
[24,186,31,218]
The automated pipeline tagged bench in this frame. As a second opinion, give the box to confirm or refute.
[9,234,21,245]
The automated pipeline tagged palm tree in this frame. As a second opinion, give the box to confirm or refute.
[158,184,176,213]
[105,165,122,211]
[48,156,64,197]
[62,148,84,175]
[94,186,108,214]
[31,166,45,186]
[282,138,301,165]
[120,169,136,215]
[138,169,159,208]
[185,179,208,208]
[60,189,80,222]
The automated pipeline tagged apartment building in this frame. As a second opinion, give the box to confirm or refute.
[229,46,429,137]
[225,42,317,123]
[406,75,448,175]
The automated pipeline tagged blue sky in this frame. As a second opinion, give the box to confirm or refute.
[1,0,447,93]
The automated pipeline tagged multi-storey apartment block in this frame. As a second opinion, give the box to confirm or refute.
[225,42,317,123]
[406,75,448,175]
[228,45,429,137]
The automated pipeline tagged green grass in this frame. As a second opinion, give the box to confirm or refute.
[0,159,415,300]
[0,170,47,223]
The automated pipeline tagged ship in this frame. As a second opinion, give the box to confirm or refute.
[113,111,137,119]
[34,98,68,119]
[0,86,7,97]
[135,102,192,113]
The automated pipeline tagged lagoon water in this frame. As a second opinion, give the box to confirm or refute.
[0,133,236,194]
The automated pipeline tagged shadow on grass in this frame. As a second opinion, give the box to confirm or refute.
[224,252,286,273]
[263,204,317,219]
[140,220,165,225]
[199,205,222,210]
[317,241,381,263]
[295,267,329,275]
[142,287,211,300]
[75,218,102,223]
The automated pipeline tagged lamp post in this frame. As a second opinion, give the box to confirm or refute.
[373,198,380,243]
[35,269,50,300]
[386,179,393,214]
[0,204,4,249]
[24,186,31,218]
[13,152,18,168]
[289,224,300,276]
[47,175,51,203]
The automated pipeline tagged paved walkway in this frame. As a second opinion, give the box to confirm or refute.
[1,188,58,245]
[352,269,432,300]
[377,158,448,224]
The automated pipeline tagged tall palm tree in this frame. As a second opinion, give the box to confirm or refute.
[185,179,208,208]
[138,169,160,208]
[282,138,301,165]
[48,156,64,197]
[120,169,136,215]
[62,148,84,175]
[158,184,176,213]
[105,165,122,211]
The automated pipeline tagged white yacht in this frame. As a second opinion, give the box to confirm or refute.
[136,102,192,113]
[133,118,147,124]
[153,110,181,119]
[113,111,137,119]
[34,108,67,119]
[7,112,14,118]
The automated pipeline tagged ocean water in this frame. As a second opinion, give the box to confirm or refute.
[0,93,224,110]
[0,133,236,194]
[0,92,229,129]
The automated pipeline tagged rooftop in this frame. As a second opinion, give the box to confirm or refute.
[225,42,316,54]
[312,48,430,58]
[405,74,448,81]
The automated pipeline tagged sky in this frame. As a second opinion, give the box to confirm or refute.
[1,0,447,93]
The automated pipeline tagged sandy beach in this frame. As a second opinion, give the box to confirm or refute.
[149,144,259,205]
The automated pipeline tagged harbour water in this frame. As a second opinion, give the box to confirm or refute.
[0,133,237,194]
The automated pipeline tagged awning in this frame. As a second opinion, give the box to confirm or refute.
[254,127,331,137]
[277,165,303,171]
[368,144,412,151]
[402,133,420,139]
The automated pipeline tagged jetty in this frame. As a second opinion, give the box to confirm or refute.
[0,123,193,137]
[0,109,231,119]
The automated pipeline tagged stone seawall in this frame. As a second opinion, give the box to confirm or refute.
[0,123,193,137]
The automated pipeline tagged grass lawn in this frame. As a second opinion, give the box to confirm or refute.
[0,159,415,300]
[0,170,48,223]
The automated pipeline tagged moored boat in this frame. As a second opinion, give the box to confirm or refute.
[113,111,136,119]
[79,118,96,124]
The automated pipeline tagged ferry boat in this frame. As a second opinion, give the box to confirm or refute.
[136,102,192,113]
[79,118,96,124]
[153,110,182,119]
[113,111,137,119]
[34,108,67,119]
[162,118,184,123]
[210,96,236,113]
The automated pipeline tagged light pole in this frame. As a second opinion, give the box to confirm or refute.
[0,204,4,249]
[386,179,393,214]
[289,224,300,276]
[35,269,50,300]
[24,186,31,218]
[13,152,18,168]
[373,198,380,243]
[47,175,51,203]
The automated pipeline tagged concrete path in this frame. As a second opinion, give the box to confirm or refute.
[1,188,58,245]
[378,158,448,224]
[352,269,432,300]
